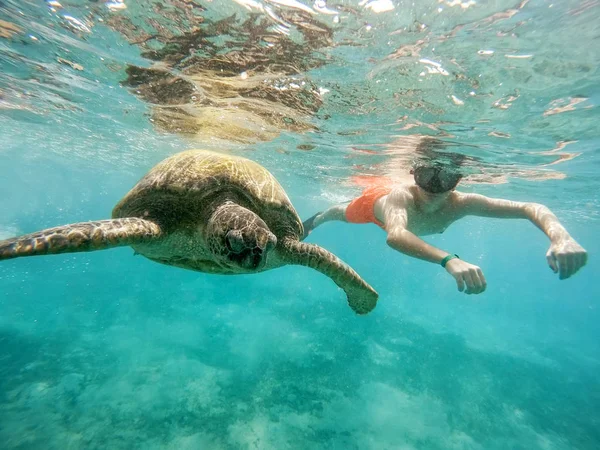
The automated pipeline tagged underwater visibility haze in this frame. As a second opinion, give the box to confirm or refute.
[0,0,599,448]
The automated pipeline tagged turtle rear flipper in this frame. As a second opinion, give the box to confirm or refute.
[279,238,378,314]
[0,218,161,261]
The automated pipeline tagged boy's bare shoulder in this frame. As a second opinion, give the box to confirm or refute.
[389,184,415,200]
[451,191,487,207]
[385,184,418,208]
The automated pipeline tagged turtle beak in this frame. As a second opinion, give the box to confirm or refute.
[226,244,268,271]
[247,247,267,270]
[225,229,275,271]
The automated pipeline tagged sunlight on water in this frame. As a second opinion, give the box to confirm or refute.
[0,1,599,449]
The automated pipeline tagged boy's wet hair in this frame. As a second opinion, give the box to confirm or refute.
[410,136,471,178]
[409,138,466,193]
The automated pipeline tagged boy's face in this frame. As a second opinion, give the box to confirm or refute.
[412,166,462,194]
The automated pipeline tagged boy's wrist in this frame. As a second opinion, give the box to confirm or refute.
[550,231,570,244]
[440,254,459,268]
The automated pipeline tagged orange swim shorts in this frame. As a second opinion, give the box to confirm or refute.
[345,185,392,228]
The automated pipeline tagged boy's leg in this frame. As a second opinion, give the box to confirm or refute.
[302,203,349,240]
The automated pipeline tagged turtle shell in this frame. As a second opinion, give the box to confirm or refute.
[112,150,302,238]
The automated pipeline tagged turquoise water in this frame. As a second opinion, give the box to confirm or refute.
[0,0,599,448]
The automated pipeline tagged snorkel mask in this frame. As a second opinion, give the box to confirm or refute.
[413,165,462,194]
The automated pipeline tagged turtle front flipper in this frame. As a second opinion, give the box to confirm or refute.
[0,218,162,261]
[278,238,378,314]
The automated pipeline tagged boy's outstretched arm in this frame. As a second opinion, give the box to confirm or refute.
[383,196,487,294]
[302,203,349,239]
[458,193,588,279]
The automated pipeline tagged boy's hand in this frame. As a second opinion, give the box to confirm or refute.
[445,258,487,294]
[546,237,588,280]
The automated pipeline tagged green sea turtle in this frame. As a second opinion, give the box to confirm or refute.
[0,150,378,314]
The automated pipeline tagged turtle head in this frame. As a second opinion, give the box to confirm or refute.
[205,202,277,271]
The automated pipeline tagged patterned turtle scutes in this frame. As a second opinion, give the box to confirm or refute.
[0,218,161,261]
[113,150,302,239]
[119,150,287,205]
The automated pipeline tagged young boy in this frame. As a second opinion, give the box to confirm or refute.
[302,163,588,294]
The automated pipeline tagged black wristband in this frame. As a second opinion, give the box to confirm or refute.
[440,254,459,268]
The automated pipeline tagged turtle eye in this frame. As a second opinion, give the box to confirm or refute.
[225,230,245,253]
[265,234,277,252]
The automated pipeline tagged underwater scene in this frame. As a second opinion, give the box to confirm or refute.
[0,0,599,448]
